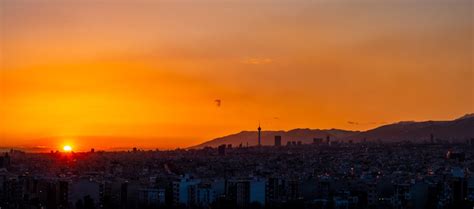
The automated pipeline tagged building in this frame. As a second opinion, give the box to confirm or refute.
[467,178,474,201]
[447,151,465,162]
[0,153,11,169]
[218,145,226,156]
[266,178,281,205]
[267,178,296,205]
[138,188,166,206]
[313,138,323,145]
[69,179,101,208]
[227,178,266,208]
[258,124,262,146]
[172,175,200,206]
[274,136,282,147]
[196,183,216,207]
[59,180,69,208]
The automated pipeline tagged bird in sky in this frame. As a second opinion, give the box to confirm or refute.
[214,99,221,107]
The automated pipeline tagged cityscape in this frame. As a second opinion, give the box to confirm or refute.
[1,0,473,209]
[1,120,474,209]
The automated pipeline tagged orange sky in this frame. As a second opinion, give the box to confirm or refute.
[1,0,473,152]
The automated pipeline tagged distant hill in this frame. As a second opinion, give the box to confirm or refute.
[190,114,474,149]
[345,114,474,143]
[189,129,359,149]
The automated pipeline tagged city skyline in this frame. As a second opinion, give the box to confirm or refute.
[0,113,472,153]
[0,1,473,208]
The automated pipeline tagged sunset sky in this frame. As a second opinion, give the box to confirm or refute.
[1,0,473,151]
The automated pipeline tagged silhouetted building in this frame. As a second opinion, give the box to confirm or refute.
[121,182,128,208]
[227,179,265,208]
[266,178,284,205]
[0,153,10,168]
[228,180,250,208]
[138,188,166,207]
[2,138,473,209]
[447,151,465,162]
[59,181,69,208]
[274,136,282,147]
[313,138,323,145]
[218,145,226,156]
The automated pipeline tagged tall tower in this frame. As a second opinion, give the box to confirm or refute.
[258,123,262,146]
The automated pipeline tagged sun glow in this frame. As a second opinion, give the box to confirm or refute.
[63,145,72,152]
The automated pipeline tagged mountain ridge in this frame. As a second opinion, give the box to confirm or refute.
[190,114,474,149]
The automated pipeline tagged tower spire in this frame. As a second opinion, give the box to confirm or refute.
[258,122,262,146]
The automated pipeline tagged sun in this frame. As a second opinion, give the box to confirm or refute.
[63,145,72,152]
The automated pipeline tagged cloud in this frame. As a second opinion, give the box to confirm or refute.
[347,121,359,125]
[348,121,386,126]
[242,57,273,65]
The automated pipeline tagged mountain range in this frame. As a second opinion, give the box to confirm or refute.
[190,114,474,149]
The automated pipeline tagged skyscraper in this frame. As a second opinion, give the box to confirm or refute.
[218,145,226,156]
[313,138,323,145]
[274,136,282,146]
[0,153,10,168]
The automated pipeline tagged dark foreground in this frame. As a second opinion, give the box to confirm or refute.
[0,142,473,209]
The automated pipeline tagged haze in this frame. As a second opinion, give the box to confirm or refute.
[0,0,473,151]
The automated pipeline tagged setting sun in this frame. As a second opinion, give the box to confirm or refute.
[63,145,72,152]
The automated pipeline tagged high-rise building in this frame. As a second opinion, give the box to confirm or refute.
[172,175,201,206]
[274,136,282,147]
[196,183,216,207]
[313,138,323,145]
[218,145,226,156]
[59,181,69,208]
[138,188,166,206]
[0,153,10,168]
[266,178,284,205]
[227,178,265,208]
[121,182,128,208]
